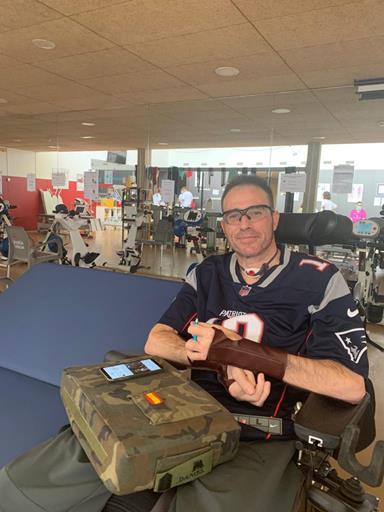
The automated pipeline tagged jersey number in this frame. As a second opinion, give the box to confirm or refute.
[222,313,264,343]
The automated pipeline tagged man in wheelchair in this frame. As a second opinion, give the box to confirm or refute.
[0,175,379,512]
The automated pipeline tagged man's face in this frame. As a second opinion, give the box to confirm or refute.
[221,185,279,259]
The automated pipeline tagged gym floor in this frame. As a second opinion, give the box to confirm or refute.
[1,227,383,507]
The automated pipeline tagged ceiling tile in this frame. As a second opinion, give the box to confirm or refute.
[0,54,23,68]
[0,0,62,33]
[81,69,185,95]
[0,88,36,104]
[15,81,98,102]
[39,0,128,16]
[299,63,384,88]
[0,64,70,90]
[281,37,384,74]
[222,91,318,110]
[166,52,298,85]
[126,23,270,68]
[53,94,131,111]
[193,74,306,97]
[231,0,355,21]
[37,47,154,80]
[254,0,384,50]
[119,86,208,104]
[3,102,65,115]
[72,0,246,46]
[0,17,114,63]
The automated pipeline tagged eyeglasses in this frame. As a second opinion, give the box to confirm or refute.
[222,204,274,225]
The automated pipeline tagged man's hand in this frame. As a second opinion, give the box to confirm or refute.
[227,366,271,407]
[185,322,240,361]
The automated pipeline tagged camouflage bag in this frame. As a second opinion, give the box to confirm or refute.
[60,356,240,495]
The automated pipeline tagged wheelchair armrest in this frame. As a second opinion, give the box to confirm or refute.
[294,392,384,487]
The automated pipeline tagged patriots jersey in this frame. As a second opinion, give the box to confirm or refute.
[159,248,368,440]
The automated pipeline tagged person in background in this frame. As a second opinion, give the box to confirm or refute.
[178,186,193,208]
[152,187,164,206]
[320,191,337,211]
[349,202,367,223]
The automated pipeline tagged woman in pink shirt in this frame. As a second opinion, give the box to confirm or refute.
[349,202,367,223]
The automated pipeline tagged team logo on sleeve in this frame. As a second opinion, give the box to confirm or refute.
[335,328,367,363]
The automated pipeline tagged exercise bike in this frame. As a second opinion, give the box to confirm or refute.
[0,198,17,259]
[42,204,106,268]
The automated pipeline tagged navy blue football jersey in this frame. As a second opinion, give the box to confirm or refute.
[159,248,368,440]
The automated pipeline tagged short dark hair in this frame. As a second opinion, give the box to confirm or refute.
[221,175,274,210]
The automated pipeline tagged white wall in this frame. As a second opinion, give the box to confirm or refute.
[320,143,384,170]
[36,151,108,180]
[152,146,308,168]
[0,148,6,174]
[5,148,36,177]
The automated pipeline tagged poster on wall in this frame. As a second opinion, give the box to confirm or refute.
[332,164,354,194]
[27,173,36,192]
[52,169,68,189]
[347,184,364,203]
[84,171,98,200]
[280,172,307,193]
[76,173,84,191]
[161,179,175,204]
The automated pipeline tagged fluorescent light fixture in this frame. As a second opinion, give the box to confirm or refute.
[48,145,57,149]
[12,139,21,142]
[312,136,325,140]
[214,66,240,77]
[32,38,56,50]
[272,108,291,114]
[81,122,95,126]
[81,136,95,139]
[230,128,241,132]
[355,78,384,100]
[158,142,168,145]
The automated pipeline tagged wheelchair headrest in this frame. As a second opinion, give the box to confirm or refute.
[275,211,353,246]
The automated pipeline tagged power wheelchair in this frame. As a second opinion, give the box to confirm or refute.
[103,211,384,512]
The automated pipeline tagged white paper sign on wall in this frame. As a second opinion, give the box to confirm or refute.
[27,173,36,192]
[84,171,98,200]
[161,179,175,204]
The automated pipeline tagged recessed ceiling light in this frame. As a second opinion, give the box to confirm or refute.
[32,38,56,50]
[13,139,21,142]
[81,136,95,139]
[230,128,241,132]
[312,136,326,140]
[377,121,384,127]
[158,142,168,145]
[81,122,96,126]
[214,66,240,77]
[272,108,291,114]
[0,98,8,104]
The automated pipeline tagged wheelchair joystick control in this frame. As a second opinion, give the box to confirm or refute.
[338,477,364,505]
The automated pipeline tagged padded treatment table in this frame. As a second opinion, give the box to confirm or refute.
[0,264,182,467]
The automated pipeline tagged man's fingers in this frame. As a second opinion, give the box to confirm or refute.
[251,379,271,406]
[228,366,255,395]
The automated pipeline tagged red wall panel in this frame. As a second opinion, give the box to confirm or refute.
[1,176,84,230]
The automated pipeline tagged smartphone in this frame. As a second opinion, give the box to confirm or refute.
[100,358,163,381]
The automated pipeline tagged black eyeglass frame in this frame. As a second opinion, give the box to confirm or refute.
[222,204,274,224]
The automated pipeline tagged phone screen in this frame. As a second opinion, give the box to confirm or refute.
[100,358,163,381]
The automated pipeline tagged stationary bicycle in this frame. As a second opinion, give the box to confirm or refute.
[42,204,106,268]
